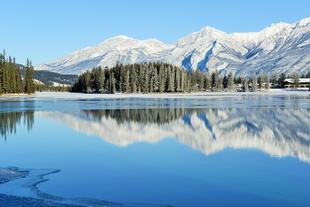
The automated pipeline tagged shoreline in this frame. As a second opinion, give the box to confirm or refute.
[1,89,309,99]
[34,89,310,100]
[0,93,35,98]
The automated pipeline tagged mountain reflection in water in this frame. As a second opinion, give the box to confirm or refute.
[2,107,309,163]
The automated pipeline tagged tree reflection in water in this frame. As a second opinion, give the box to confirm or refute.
[0,111,34,140]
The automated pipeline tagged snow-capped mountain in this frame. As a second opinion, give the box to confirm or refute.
[36,17,310,76]
[36,36,173,75]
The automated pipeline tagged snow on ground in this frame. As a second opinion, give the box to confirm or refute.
[1,89,309,99]
[32,89,310,100]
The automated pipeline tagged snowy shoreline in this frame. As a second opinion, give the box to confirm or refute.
[0,93,35,98]
[1,89,309,100]
[33,89,310,100]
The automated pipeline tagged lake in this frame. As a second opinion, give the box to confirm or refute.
[0,93,310,207]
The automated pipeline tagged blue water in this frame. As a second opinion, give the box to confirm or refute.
[0,95,310,207]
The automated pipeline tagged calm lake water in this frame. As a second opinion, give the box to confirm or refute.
[0,94,310,207]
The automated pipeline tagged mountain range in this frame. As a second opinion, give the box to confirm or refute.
[35,17,310,76]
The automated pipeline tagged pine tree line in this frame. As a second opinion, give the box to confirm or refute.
[0,50,35,95]
[72,62,310,94]
[72,62,238,94]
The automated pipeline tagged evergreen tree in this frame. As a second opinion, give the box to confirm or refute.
[211,71,217,89]
[258,76,262,90]
[175,68,181,92]
[130,67,138,93]
[223,75,228,89]
[265,75,270,90]
[158,65,165,93]
[204,73,211,91]
[180,71,186,92]
[143,69,149,93]
[109,71,116,94]
[187,79,191,93]
[292,73,299,88]
[260,73,269,90]
[227,72,234,91]
[153,66,159,92]
[217,76,224,91]
[24,59,35,94]
[252,75,258,92]
[167,67,174,93]
[125,69,130,93]
[149,65,156,93]
[243,78,249,92]
[278,73,286,88]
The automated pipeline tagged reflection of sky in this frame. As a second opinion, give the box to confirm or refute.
[0,113,310,207]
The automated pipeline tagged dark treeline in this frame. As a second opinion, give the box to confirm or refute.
[82,108,204,125]
[72,62,191,93]
[71,62,237,93]
[0,50,35,95]
[0,111,34,140]
[72,62,307,94]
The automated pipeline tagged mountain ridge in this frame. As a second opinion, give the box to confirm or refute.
[36,17,310,76]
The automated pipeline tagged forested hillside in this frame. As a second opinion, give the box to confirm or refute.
[19,67,78,86]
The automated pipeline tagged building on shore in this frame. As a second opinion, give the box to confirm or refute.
[284,78,310,88]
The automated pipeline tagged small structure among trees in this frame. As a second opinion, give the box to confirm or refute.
[284,78,310,88]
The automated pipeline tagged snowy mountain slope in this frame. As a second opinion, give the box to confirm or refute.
[36,17,310,76]
[36,36,173,74]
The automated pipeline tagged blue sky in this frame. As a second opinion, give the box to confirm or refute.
[1,0,309,65]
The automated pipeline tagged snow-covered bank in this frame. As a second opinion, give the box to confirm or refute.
[1,89,308,100]
[34,89,310,100]
[0,93,35,98]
